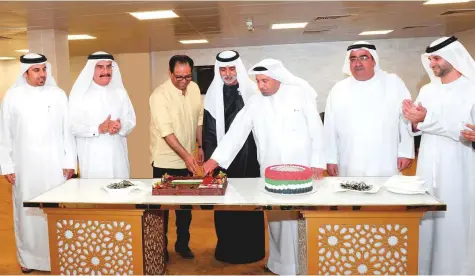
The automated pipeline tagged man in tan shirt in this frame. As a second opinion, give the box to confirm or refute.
[150,55,204,261]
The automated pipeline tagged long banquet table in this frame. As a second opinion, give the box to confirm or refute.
[24,177,446,275]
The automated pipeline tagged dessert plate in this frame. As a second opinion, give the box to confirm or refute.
[385,186,427,195]
[102,180,148,196]
[383,175,428,194]
[332,178,381,194]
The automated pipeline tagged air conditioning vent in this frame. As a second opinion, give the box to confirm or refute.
[402,25,429,29]
[441,9,475,15]
[315,14,352,21]
[302,29,330,34]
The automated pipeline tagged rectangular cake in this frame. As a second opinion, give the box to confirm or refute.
[152,172,228,196]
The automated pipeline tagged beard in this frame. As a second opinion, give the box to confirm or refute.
[432,62,454,78]
[221,75,237,85]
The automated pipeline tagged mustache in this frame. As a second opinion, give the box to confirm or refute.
[222,76,237,82]
[100,74,111,78]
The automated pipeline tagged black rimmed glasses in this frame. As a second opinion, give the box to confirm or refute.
[174,74,192,81]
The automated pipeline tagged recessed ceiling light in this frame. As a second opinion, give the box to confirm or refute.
[424,0,470,4]
[129,10,179,20]
[359,30,394,35]
[0,57,16,60]
[68,34,96,40]
[271,22,308,30]
[15,49,29,53]
[179,39,208,44]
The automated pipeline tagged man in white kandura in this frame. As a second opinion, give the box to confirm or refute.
[324,41,414,177]
[203,58,326,275]
[69,51,136,178]
[402,36,475,275]
[0,53,77,273]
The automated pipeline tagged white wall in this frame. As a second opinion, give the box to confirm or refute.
[69,56,87,86]
[456,28,475,54]
[0,60,20,102]
[151,37,439,112]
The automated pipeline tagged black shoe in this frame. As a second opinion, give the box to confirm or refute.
[20,267,34,274]
[175,248,195,259]
[164,251,169,263]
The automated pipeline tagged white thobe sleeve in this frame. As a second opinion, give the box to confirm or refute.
[210,104,253,169]
[60,93,77,170]
[304,95,326,169]
[118,90,136,137]
[323,87,338,165]
[396,78,415,159]
[410,91,463,141]
[415,111,462,141]
[68,96,100,138]
[0,90,15,175]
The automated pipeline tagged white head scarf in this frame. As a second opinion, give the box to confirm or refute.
[342,41,381,76]
[204,50,258,144]
[248,58,318,100]
[421,36,475,83]
[69,51,125,101]
[13,53,57,87]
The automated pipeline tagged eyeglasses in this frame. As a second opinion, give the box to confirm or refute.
[349,55,371,63]
[174,74,192,81]
[96,65,113,71]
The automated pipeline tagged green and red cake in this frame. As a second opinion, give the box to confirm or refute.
[264,164,313,194]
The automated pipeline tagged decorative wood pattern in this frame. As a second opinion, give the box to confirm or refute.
[317,224,408,274]
[303,211,423,275]
[56,220,134,275]
[142,211,166,275]
[44,209,144,275]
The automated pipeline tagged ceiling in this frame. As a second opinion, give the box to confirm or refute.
[0,1,475,57]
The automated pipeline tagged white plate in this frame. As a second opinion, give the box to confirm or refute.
[260,184,317,196]
[383,175,426,188]
[332,179,381,194]
[386,186,427,195]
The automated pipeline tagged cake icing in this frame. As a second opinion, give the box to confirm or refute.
[264,164,313,194]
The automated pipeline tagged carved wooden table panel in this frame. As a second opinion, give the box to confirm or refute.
[301,211,422,275]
